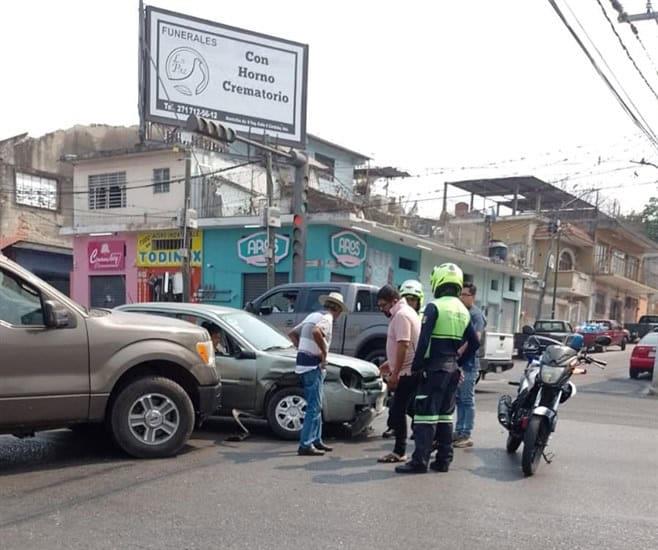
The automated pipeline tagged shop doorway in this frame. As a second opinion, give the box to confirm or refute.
[90,275,126,309]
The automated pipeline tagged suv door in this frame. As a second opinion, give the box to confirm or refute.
[252,287,301,334]
[179,312,258,413]
[0,267,89,427]
[302,286,344,353]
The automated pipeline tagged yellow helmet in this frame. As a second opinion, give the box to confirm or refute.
[430,263,464,294]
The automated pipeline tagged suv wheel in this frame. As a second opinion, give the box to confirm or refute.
[267,387,307,440]
[110,376,194,458]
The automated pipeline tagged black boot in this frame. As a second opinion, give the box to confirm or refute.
[395,462,427,474]
[429,461,449,473]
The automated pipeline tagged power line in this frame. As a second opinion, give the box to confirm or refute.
[595,0,658,103]
[547,0,658,151]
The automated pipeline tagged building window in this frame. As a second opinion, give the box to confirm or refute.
[15,172,58,210]
[558,250,574,271]
[152,237,183,250]
[398,257,418,271]
[595,244,608,273]
[491,279,499,291]
[315,153,335,180]
[153,168,170,193]
[610,249,625,276]
[508,277,516,292]
[626,256,639,281]
[88,172,126,209]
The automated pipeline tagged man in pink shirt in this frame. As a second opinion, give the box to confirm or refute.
[376,284,421,463]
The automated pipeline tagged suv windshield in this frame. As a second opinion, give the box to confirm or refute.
[223,312,293,351]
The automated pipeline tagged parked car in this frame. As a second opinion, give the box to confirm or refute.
[116,302,387,440]
[625,315,658,343]
[577,319,628,351]
[629,332,657,379]
[246,282,389,365]
[532,319,575,342]
[0,254,221,458]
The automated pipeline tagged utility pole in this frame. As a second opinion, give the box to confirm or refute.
[265,152,276,290]
[181,148,192,301]
[551,222,562,319]
[536,231,555,322]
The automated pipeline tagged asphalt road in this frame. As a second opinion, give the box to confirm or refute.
[1,347,656,550]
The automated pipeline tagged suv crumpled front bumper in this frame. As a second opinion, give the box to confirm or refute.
[196,382,222,426]
[324,378,386,436]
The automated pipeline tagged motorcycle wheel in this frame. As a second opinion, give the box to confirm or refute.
[506,433,522,454]
[521,416,548,477]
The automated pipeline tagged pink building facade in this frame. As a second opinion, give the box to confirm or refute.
[70,233,138,309]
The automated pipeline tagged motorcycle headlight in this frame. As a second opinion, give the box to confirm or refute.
[540,365,566,384]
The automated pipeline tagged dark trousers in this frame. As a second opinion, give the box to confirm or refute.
[388,374,418,456]
[411,369,460,469]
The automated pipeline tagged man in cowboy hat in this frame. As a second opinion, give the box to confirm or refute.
[288,292,347,456]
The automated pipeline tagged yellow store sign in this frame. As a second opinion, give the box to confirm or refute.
[136,229,202,267]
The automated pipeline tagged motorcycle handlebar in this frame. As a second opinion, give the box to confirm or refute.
[584,356,607,368]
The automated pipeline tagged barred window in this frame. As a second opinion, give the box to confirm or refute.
[88,172,126,209]
[15,172,58,210]
[153,168,170,193]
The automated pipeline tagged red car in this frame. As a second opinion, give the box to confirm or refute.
[578,319,628,351]
[629,332,657,379]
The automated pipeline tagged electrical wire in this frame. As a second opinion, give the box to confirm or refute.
[595,0,658,102]
[547,0,658,151]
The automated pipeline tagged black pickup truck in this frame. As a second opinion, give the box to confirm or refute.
[515,319,574,356]
[625,315,658,342]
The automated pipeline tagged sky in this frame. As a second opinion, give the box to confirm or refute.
[3,0,658,216]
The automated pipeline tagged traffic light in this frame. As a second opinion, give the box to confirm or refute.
[292,213,306,282]
[186,114,236,143]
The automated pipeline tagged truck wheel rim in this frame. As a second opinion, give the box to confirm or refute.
[128,393,180,446]
[275,395,307,432]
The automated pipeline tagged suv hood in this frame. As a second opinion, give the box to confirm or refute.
[267,348,379,378]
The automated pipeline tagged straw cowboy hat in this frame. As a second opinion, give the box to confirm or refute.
[318,291,348,313]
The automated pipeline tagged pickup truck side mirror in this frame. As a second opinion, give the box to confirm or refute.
[44,300,70,329]
[259,306,273,316]
[245,302,256,313]
[595,335,612,347]
[236,349,257,360]
[522,325,535,335]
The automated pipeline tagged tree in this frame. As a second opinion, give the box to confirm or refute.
[623,197,658,242]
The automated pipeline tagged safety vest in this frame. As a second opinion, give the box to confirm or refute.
[430,296,471,341]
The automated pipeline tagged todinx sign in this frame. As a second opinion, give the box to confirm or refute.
[331,231,367,268]
[237,231,290,266]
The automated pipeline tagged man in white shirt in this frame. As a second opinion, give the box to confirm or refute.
[288,292,347,456]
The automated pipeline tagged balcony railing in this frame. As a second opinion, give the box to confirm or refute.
[555,270,593,297]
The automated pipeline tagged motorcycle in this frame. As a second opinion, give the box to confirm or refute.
[497,326,609,476]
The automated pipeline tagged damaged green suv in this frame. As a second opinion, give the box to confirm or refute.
[118,303,387,439]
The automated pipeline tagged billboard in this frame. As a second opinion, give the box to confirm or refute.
[144,6,308,145]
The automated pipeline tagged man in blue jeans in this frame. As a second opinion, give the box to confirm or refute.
[454,282,486,448]
[288,292,347,456]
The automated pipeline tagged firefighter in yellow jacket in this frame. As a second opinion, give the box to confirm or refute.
[395,263,480,474]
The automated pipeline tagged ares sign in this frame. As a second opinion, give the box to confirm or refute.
[237,231,290,266]
[331,231,367,268]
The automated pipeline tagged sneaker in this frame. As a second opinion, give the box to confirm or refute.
[298,445,325,456]
[453,437,474,449]
[452,432,463,442]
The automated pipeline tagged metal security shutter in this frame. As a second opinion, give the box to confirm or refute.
[242,273,289,307]
[501,298,517,333]
[90,276,126,308]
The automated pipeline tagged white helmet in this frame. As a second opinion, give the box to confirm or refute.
[399,279,424,302]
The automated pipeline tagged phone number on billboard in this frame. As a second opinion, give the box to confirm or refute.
[161,102,220,120]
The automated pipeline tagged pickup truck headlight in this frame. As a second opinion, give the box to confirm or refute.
[340,368,363,390]
[196,340,215,367]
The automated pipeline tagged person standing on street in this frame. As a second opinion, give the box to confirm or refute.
[395,263,479,474]
[381,279,424,439]
[454,282,487,448]
[288,292,347,456]
[376,285,421,463]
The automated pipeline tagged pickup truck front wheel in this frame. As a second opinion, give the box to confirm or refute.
[110,376,194,458]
